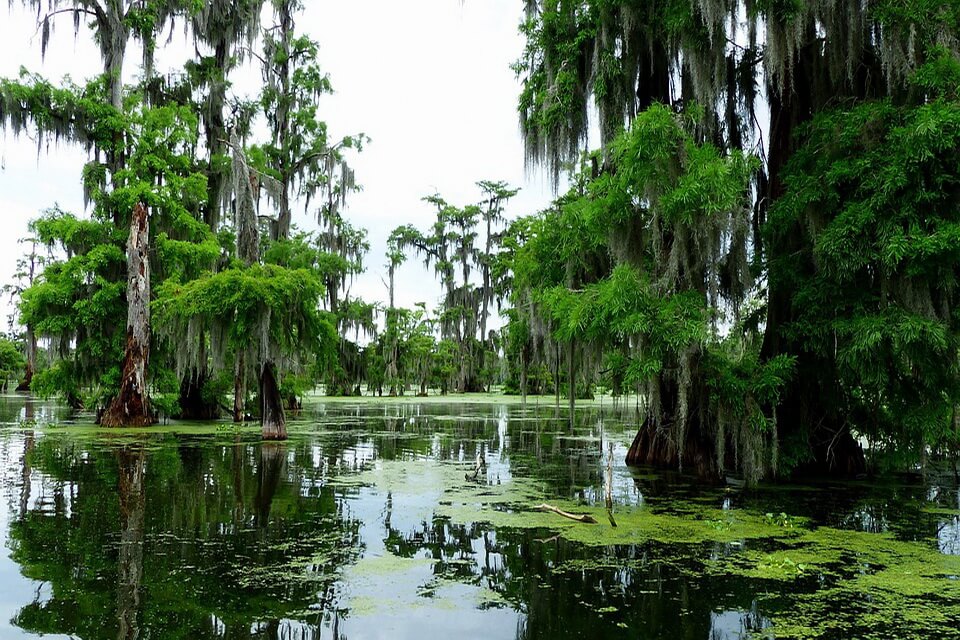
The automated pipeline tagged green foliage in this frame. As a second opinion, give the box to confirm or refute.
[767,80,960,458]
[500,104,785,479]
[0,337,26,384]
[154,264,337,371]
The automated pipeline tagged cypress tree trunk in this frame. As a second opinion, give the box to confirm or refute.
[260,361,286,440]
[760,41,866,478]
[17,245,37,393]
[233,354,246,423]
[273,2,293,241]
[16,327,35,392]
[625,374,721,479]
[203,42,229,231]
[102,203,153,428]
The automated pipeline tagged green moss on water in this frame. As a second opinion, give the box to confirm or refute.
[336,456,960,638]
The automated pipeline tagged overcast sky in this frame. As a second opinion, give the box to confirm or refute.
[0,1,563,329]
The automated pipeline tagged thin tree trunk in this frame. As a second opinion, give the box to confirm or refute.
[260,361,286,440]
[17,244,37,393]
[204,42,229,231]
[554,342,561,409]
[102,203,153,428]
[273,3,293,241]
[233,353,246,423]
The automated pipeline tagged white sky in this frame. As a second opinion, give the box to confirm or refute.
[0,1,562,329]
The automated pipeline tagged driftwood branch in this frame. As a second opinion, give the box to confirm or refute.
[534,504,597,524]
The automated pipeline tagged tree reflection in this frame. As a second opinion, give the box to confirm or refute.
[8,436,361,639]
[116,447,145,640]
[3,401,957,640]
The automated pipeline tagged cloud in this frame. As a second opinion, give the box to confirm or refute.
[0,1,560,331]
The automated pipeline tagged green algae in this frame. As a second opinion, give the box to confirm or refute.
[341,551,505,619]
[709,526,960,638]
[349,552,437,578]
[10,393,960,640]
[331,455,960,639]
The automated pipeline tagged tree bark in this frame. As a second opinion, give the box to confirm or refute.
[17,244,38,393]
[260,360,286,440]
[273,2,293,242]
[16,327,35,392]
[625,417,721,480]
[203,41,229,231]
[102,203,154,428]
[233,352,246,423]
[760,35,867,478]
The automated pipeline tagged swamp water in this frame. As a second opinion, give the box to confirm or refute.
[0,395,958,639]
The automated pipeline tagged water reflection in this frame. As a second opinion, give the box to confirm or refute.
[116,447,145,640]
[0,395,956,639]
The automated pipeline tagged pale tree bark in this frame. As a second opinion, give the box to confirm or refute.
[102,203,153,427]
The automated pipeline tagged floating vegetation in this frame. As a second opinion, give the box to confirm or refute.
[337,453,960,638]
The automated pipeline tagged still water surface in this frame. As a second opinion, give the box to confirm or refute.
[0,394,958,639]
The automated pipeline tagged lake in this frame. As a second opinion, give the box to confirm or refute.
[0,394,958,639]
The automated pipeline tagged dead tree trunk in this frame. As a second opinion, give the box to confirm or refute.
[102,204,154,428]
[260,361,286,440]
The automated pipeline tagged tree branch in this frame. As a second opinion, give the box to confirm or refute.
[33,6,101,40]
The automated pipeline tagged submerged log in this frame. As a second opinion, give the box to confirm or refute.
[102,203,154,428]
[534,503,598,524]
